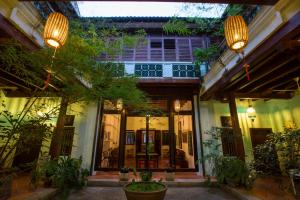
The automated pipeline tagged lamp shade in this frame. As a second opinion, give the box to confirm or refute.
[43,12,69,48]
[174,100,180,112]
[224,15,249,52]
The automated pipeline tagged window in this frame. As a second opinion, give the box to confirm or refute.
[151,41,162,48]
[173,64,199,77]
[135,64,163,77]
[164,39,175,49]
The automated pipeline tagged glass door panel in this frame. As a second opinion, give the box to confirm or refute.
[124,116,170,169]
[174,115,195,169]
[100,114,121,169]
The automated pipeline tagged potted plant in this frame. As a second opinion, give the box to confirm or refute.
[119,167,130,181]
[123,170,167,200]
[165,167,175,181]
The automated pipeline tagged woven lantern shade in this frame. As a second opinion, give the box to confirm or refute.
[43,12,69,48]
[224,16,249,52]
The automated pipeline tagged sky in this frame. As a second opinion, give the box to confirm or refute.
[77,1,227,18]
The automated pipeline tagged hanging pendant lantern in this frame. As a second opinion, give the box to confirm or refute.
[224,15,249,52]
[43,12,69,49]
[224,15,250,80]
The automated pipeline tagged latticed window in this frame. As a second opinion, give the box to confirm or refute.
[112,63,125,77]
[135,64,163,77]
[173,64,199,77]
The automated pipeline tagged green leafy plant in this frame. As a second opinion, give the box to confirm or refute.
[252,127,300,175]
[0,99,54,169]
[39,156,89,199]
[120,166,129,173]
[214,156,251,187]
[139,171,152,182]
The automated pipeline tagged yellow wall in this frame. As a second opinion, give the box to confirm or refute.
[67,102,98,170]
[199,94,300,172]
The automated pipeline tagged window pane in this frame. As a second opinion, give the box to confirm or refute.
[100,114,121,168]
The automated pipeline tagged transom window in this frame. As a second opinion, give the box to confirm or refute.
[135,64,163,77]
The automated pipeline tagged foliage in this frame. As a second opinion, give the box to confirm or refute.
[139,171,152,182]
[201,127,254,188]
[194,44,219,64]
[252,127,300,175]
[251,140,281,176]
[125,182,165,192]
[162,18,191,35]
[0,20,149,110]
[39,156,89,199]
[214,156,251,188]
[120,166,129,173]
[0,98,54,169]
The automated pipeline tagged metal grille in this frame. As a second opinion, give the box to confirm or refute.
[135,64,163,77]
[173,64,198,77]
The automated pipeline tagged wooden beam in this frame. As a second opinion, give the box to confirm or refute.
[201,11,300,100]
[234,92,294,99]
[19,0,279,5]
[228,93,245,161]
[0,14,39,50]
[238,53,297,92]
[249,64,300,92]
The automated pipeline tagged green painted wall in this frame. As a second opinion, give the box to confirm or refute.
[199,94,300,173]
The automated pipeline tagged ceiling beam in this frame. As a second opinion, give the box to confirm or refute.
[234,92,294,99]
[201,11,300,100]
[19,0,278,5]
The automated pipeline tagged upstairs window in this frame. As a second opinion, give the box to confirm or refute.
[164,39,175,49]
[151,41,162,48]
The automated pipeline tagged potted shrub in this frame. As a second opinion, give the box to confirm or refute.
[165,167,175,181]
[119,167,130,181]
[123,170,167,200]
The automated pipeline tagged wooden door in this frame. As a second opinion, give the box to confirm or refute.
[250,128,272,149]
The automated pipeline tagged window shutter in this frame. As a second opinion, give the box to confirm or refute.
[177,38,191,62]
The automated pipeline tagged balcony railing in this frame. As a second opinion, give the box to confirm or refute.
[123,63,209,78]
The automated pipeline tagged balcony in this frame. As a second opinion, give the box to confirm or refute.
[123,62,209,79]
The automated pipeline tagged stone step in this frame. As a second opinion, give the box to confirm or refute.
[88,179,214,187]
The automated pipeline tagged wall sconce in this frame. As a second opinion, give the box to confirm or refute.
[174,100,181,112]
[116,99,123,110]
[247,100,256,122]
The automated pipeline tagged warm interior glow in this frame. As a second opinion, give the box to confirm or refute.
[174,100,181,112]
[232,41,246,50]
[116,99,123,110]
[46,39,60,48]
[53,30,59,37]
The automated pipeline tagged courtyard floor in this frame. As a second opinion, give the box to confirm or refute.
[62,187,238,200]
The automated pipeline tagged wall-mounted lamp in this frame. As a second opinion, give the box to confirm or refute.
[247,100,256,122]
[174,100,181,112]
[116,99,123,111]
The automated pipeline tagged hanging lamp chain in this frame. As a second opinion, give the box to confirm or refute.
[43,47,57,90]
[241,51,250,81]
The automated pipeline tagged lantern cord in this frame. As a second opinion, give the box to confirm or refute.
[43,48,57,90]
[241,51,250,81]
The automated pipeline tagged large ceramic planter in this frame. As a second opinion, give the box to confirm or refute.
[123,182,167,200]
[165,172,175,181]
[0,170,13,200]
[119,172,129,181]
